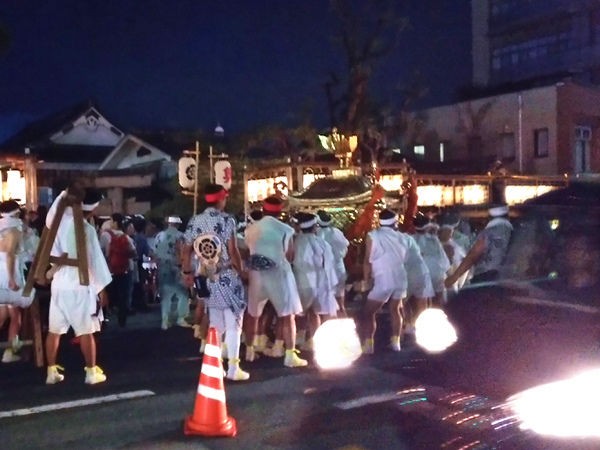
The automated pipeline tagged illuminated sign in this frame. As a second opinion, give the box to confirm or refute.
[247,176,289,202]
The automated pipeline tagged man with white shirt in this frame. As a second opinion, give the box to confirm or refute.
[45,187,112,385]
[361,209,409,353]
[316,210,349,316]
[414,214,451,305]
[446,204,513,287]
[244,196,307,368]
[293,212,338,350]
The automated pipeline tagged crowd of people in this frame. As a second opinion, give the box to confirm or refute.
[0,182,513,386]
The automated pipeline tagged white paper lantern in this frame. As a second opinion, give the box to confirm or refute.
[214,160,233,190]
[178,157,196,190]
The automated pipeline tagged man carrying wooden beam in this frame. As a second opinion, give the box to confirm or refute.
[44,187,112,385]
[0,200,35,363]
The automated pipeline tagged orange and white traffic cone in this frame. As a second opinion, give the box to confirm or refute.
[184,327,237,437]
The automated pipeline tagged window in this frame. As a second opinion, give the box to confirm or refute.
[574,126,592,173]
[500,132,515,159]
[439,142,447,162]
[534,128,549,158]
[136,147,152,157]
[414,145,425,158]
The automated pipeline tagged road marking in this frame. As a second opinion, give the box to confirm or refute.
[335,387,427,410]
[510,295,600,314]
[334,391,403,410]
[0,390,155,419]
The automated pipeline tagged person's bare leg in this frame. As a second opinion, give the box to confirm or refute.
[45,332,61,366]
[79,334,96,368]
[305,308,320,341]
[361,300,383,342]
[0,305,8,330]
[389,298,403,341]
[281,315,296,350]
[335,292,347,317]
[7,307,21,342]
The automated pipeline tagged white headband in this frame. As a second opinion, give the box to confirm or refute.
[1,208,20,218]
[82,202,100,212]
[317,217,332,227]
[488,205,509,217]
[299,217,317,229]
[414,222,429,231]
[379,215,398,226]
[167,216,182,224]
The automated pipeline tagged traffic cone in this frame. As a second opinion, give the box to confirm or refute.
[184,327,237,437]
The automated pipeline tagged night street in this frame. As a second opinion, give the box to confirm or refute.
[2,297,600,450]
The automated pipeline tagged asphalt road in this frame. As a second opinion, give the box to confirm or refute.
[2,298,600,450]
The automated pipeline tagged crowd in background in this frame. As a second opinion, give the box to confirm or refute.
[0,185,512,387]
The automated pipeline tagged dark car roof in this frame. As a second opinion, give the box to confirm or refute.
[523,180,600,207]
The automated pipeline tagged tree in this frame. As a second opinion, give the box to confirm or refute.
[325,0,408,135]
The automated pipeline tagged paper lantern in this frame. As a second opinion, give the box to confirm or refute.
[178,157,196,190]
[214,160,232,190]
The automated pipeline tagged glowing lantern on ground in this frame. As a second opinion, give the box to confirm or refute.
[415,308,457,353]
[313,318,362,370]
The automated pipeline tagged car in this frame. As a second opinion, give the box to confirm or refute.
[413,180,600,448]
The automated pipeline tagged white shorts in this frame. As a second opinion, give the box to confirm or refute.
[297,285,317,312]
[315,289,338,316]
[247,267,302,318]
[367,277,407,303]
[49,285,102,337]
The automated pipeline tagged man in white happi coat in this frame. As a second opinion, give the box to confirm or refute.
[316,210,349,316]
[45,188,112,385]
[293,212,338,351]
[244,196,307,368]
[0,200,35,363]
[413,214,451,306]
[438,211,469,292]
[446,204,513,287]
[402,229,434,336]
[361,209,409,354]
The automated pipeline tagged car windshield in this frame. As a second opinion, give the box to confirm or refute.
[494,182,600,305]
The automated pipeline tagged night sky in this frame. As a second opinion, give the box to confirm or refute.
[0,0,471,141]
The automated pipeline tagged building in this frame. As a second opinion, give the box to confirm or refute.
[0,100,175,214]
[0,154,37,211]
[473,0,600,88]
[408,81,600,175]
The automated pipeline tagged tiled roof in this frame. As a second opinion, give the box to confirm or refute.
[1,99,99,151]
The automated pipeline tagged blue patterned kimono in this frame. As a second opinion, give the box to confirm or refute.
[184,207,246,317]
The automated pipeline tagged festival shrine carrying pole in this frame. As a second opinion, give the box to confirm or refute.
[193,141,200,216]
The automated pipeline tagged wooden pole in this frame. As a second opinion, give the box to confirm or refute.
[23,200,66,297]
[243,167,249,220]
[72,203,89,286]
[193,141,200,216]
[209,145,214,183]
